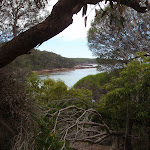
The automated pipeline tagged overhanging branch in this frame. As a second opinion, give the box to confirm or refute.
[0,0,148,68]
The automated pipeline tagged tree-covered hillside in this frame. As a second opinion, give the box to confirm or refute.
[24,49,97,71]
[25,49,76,70]
[71,58,96,64]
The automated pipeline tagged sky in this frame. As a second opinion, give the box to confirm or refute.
[38,0,103,58]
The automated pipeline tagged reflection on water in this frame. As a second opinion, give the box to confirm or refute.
[39,68,101,87]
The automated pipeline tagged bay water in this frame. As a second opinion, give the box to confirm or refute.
[39,68,101,87]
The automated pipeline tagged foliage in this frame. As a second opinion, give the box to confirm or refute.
[34,117,65,150]
[0,0,149,68]
[71,58,97,65]
[97,53,150,149]
[0,0,48,41]
[26,73,93,149]
[15,49,96,71]
[0,56,38,150]
[27,73,93,108]
[25,49,76,70]
[27,53,150,149]
[0,0,149,149]
[0,53,75,149]
[88,6,150,71]
[74,69,120,100]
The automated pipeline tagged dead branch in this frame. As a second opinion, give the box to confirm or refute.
[48,105,126,149]
[48,106,112,149]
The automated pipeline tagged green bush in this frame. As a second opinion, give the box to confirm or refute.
[74,70,120,100]
[96,53,150,150]
[26,73,93,108]
[26,73,94,149]
[34,117,64,150]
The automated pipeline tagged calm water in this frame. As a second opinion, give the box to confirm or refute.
[39,68,101,87]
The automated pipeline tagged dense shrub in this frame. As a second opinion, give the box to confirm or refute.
[74,70,120,100]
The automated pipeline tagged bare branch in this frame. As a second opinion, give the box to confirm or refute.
[48,105,127,149]
[49,106,112,149]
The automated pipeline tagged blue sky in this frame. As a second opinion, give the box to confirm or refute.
[38,37,94,58]
[37,1,103,58]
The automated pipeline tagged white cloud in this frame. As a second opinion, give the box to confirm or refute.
[56,6,96,41]
[46,0,105,41]
[39,1,106,58]
[56,13,88,41]
[47,0,97,41]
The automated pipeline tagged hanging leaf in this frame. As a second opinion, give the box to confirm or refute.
[117,0,120,6]
[120,16,125,28]
[110,14,114,25]
[133,17,137,27]
[117,29,120,36]
[145,0,148,6]
[101,10,107,18]
[110,0,113,9]
[34,0,47,8]
[146,0,150,10]
[119,6,123,16]
[149,3,150,11]
[84,16,87,27]
[82,4,87,17]
[95,9,99,17]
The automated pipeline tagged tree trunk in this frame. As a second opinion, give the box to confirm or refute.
[146,129,150,150]
[0,0,80,68]
[125,120,133,150]
[0,0,147,68]
[110,131,124,150]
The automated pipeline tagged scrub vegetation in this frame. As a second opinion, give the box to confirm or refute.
[0,0,149,149]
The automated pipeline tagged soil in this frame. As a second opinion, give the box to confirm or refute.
[70,142,110,150]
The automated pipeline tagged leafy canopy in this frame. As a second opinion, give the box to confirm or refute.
[98,53,150,141]
[88,5,150,71]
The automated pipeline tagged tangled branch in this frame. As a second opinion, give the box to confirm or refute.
[47,106,112,149]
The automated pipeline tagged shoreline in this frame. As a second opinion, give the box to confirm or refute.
[34,66,96,75]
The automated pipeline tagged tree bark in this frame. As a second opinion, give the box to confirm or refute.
[0,0,147,68]
[125,120,133,150]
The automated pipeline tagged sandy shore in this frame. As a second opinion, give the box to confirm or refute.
[34,66,96,74]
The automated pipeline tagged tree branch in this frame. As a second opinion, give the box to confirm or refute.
[49,105,125,149]
[0,0,148,68]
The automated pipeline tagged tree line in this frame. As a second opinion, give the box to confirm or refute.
[13,49,97,71]
[24,49,76,70]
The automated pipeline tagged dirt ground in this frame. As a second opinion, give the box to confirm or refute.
[70,142,110,150]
